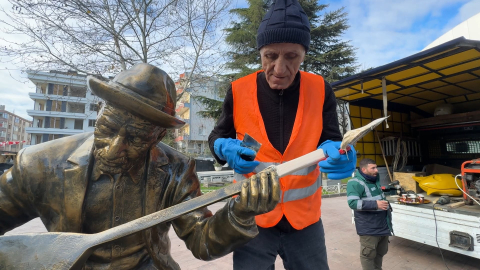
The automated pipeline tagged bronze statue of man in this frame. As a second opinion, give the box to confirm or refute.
[0,63,280,269]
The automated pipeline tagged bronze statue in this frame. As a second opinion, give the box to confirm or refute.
[0,63,280,269]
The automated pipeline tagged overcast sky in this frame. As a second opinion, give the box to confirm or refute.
[0,0,480,120]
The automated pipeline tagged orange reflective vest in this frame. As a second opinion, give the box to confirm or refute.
[232,70,325,230]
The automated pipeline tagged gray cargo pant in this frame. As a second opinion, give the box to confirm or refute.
[359,235,389,270]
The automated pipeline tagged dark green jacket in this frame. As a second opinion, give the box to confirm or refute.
[347,170,393,236]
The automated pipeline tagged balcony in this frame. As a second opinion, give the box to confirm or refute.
[27,110,87,119]
[29,93,90,103]
[26,127,84,135]
[176,102,190,115]
[27,70,86,87]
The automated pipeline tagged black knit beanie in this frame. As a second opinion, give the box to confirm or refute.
[257,0,311,51]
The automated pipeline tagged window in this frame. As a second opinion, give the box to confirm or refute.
[67,102,85,113]
[53,85,62,95]
[88,119,96,127]
[446,141,480,154]
[196,143,202,154]
[74,119,83,130]
[36,119,43,128]
[15,117,20,123]
[51,100,62,112]
[2,113,7,119]
[48,134,61,141]
[0,131,5,137]
[89,103,98,112]
[49,117,60,129]
[69,86,87,98]
[198,125,205,136]
[37,83,47,94]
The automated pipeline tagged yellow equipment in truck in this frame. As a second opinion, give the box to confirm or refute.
[413,174,463,196]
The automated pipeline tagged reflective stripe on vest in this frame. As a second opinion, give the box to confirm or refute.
[348,178,384,211]
[234,162,317,180]
[283,174,322,202]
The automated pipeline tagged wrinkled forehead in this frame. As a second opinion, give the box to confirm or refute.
[97,105,158,133]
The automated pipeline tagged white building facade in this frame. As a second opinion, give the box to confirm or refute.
[26,70,103,145]
[0,105,32,154]
[175,73,223,157]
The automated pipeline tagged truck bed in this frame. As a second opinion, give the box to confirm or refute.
[387,193,480,217]
[386,194,480,259]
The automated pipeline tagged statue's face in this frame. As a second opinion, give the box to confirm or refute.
[93,105,165,175]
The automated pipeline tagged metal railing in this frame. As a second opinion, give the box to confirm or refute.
[322,183,347,195]
[201,180,348,197]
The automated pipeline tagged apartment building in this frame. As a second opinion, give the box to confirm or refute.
[0,105,32,154]
[26,70,103,145]
[175,73,223,157]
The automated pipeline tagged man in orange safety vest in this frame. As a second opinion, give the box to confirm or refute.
[208,0,357,269]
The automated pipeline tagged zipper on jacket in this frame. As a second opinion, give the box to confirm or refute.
[279,89,284,153]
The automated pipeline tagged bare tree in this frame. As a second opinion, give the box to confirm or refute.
[0,0,231,79]
[336,99,350,136]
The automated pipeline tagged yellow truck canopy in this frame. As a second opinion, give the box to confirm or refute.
[332,37,480,115]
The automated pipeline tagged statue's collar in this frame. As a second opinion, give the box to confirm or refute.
[67,134,95,167]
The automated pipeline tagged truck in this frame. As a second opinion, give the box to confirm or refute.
[331,37,480,260]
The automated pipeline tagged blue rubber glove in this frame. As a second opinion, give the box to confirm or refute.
[318,140,356,180]
[214,138,260,174]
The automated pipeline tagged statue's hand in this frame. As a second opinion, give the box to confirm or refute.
[230,168,281,221]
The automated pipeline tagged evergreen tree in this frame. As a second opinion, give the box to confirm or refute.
[305,5,358,82]
[197,0,358,121]
[224,0,270,79]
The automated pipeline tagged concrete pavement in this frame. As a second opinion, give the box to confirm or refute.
[6,196,480,269]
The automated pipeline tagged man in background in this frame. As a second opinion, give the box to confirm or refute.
[347,158,393,270]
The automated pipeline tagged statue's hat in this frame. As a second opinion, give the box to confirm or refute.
[87,63,185,129]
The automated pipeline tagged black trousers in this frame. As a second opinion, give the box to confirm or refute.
[233,219,329,270]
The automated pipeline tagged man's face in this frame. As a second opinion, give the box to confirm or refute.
[93,105,164,175]
[361,163,378,178]
[260,43,306,89]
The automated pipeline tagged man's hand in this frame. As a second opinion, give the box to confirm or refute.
[377,200,389,210]
[318,140,356,180]
[214,138,260,174]
[231,168,281,221]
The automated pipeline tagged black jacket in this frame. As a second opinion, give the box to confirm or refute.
[208,71,342,164]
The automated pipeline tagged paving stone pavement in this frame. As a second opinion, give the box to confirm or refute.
[6,196,480,269]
